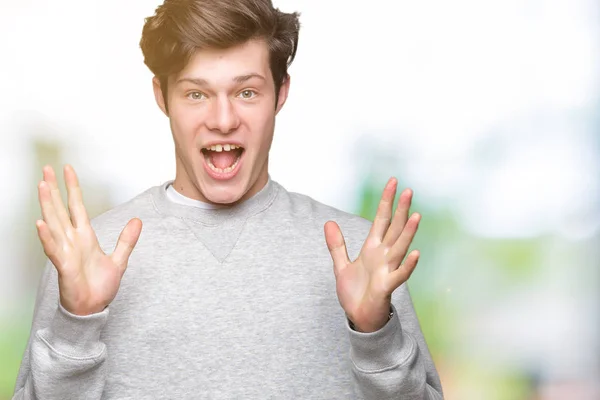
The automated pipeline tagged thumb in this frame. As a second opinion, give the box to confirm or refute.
[111,218,143,275]
[324,221,350,277]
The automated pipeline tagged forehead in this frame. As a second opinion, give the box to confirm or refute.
[175,39,271,84]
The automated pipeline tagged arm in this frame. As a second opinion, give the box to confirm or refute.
[12,262,110,400]
[13,165,141,399]
[347,284,443,399]
[324,177,444,399]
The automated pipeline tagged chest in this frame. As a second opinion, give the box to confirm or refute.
[98,230,355,398]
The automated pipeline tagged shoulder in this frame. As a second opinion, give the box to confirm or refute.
[275,183,373,256]
[88,184,162,250]
[281,185,371,229]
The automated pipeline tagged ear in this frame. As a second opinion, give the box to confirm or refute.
[275,74,291,115]
[152,76,168,116]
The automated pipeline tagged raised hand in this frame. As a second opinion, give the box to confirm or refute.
[35,165,142,316]
[324,177,421,332]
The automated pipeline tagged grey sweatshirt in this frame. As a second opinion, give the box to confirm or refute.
[13,177,444,399]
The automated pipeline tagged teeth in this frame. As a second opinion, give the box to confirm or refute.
[207,144,240,152]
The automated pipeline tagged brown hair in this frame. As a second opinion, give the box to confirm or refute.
[140,0,300,111]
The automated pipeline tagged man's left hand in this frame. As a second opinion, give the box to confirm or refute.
[324,177,421,333]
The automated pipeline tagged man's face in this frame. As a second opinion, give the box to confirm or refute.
[153,39,289,205]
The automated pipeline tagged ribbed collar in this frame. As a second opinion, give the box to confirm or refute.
[150,175,280,226]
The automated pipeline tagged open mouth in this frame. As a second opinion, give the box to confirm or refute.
[201,144,245,174]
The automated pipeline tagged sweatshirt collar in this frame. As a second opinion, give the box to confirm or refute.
[151,175,280,225]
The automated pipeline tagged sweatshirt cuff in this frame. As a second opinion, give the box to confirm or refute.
[37,302,109,359]
[347,304,416,372]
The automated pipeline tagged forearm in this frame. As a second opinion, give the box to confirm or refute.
[348,305,444,400]
[13,303,109,400]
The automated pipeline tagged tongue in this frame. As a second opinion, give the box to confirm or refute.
[209,151,238,169]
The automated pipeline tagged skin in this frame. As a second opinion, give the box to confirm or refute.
[153,39,290,206]
[324,178,421,332]
[36,165,141,316]
[36,39,421,333]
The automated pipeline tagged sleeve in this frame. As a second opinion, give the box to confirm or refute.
[347,283,444,400]
[12,260,110,400]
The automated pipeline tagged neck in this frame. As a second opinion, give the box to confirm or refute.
[152,174,280,226]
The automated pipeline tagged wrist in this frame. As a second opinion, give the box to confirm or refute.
[347,305,394,333]
[60,294,108,316]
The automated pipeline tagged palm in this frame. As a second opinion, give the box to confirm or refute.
[325,178,421,332]
[36,165,142,315]
[57,230,123,315]
[335,241,391,323]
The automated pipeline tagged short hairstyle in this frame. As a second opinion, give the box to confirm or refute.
[140,0,300,111]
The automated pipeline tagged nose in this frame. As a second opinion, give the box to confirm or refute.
[205,96,240,134]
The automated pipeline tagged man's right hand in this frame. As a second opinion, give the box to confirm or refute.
[36,165,142,316]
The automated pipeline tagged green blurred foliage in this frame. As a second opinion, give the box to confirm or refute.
[354,171,548,399]
[355,173,461,358]
[0,139,113,399]
[0,319,31,400]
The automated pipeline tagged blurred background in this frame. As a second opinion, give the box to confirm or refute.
[1,0,599,399]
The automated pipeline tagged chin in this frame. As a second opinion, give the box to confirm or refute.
[200,182,247,206]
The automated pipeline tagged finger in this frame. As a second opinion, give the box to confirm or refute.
[367,177,397,243]
[387,212,421,266]
[324,221,351,277]
[64,164,90,228]
[38,180,67,242]
[382,188,412,247]
[43,165,72,232]
[388,250,420,291]
[111,218,143,276]
[35,219,63,269]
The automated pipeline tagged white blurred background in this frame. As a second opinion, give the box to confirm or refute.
[1,1,599,399]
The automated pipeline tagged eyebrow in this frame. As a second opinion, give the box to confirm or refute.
[176,73,266,86]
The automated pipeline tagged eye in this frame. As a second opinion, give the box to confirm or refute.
[187,91,206,100]
[238,89,257,99]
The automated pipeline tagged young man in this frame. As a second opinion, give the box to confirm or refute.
[13,1,444,399]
